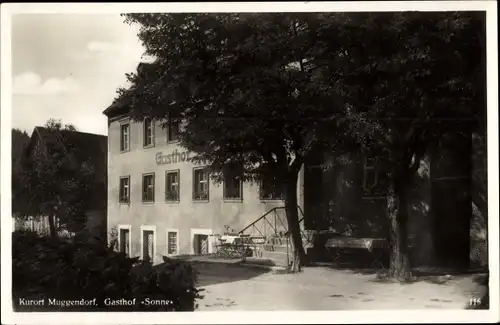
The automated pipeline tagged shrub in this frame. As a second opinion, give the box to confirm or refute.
[12,230,202,311]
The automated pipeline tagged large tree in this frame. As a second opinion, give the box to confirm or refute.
[311,12,486,276]
[116,12,485,275]
[116,13,361,270]
[21,119,95,237]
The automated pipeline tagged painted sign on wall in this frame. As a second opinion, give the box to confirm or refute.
[155,149,192,165]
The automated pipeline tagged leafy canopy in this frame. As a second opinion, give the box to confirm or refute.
[118,13,358,183]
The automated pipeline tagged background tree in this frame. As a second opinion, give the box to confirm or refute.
[12,128,31,217]
[21,119,95,237]
[115,13,362,271]
[311,12,485,277]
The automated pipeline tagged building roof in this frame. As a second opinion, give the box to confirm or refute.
[103,62,154,118]
[102,91,132,118]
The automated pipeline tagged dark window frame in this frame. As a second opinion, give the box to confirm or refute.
[259,180,284,201]
[119,176,130,204]
[120,121,130,152]
[223,172,243,201]
[142,173,155,203]
[143,117,155,148]
[192,167,209,202]
[167,118,180,143]
[165,169,180,202]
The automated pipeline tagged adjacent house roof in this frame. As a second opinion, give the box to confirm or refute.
[26,127,108,201]
[27,126,108,176]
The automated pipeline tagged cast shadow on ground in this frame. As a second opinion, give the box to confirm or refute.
[179,260,271,287]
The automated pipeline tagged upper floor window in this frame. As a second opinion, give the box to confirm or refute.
[362,156,378,191]
[142,173,155,203]
[119,176,130,203]
[167,118,180,143]
[223,170,243,200]
[193,167,209,201]
[165,170,180,202]
[260,180,284,201]
[120,122,130,152]
[143,118,155,147]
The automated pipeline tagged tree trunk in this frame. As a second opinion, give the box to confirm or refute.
[387,179,412,280]
[48,214,57,238]
[284,170,307,272]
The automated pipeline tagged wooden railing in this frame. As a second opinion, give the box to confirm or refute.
[238,206,312,247]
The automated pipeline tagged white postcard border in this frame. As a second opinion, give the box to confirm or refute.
[1,1,498,324]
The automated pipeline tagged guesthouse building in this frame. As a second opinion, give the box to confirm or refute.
[103,66,481,268]
[103,102,306,262]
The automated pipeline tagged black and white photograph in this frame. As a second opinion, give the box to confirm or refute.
[1,2,498,324]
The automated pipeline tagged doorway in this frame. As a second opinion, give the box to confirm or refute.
[190,228,213,255]
[141,228,155,262]
[193,234,209,255]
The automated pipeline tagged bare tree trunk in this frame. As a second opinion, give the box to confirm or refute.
[387,180,412,280]
[284,170,307,272]
[48,214,57,238]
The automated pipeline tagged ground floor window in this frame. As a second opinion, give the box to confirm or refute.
[166,229,179,255]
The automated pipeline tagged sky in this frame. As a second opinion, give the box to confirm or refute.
[11,14,146,136]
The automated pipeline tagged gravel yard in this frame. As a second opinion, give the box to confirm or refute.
[194,263,487,311]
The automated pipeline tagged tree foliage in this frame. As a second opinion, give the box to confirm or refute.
[119,14,357,179]
[117,13,362,270]
[12,128,31,215]
[20,119,96,236]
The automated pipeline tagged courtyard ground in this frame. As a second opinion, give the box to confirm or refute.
[193,261,488,311]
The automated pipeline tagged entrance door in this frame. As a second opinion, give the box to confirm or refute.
[193,234,209,255]
[119,228,130,255]
[142,230,155,261]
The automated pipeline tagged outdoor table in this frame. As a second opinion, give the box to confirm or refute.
[215,235,254,259]
[325,236,389,268]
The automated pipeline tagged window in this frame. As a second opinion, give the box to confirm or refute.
[120,122,130,152]
[362,156,378,191]
[167,119,180,142]
[165,170,180,202]
[119,227,130,255]
[193,167,209,201]
[143,118,155,147]
[142,173,155,202]
[260,180,284,201]
[223,171,243,200]
[166,230,179,255]
[119,176,130,203]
